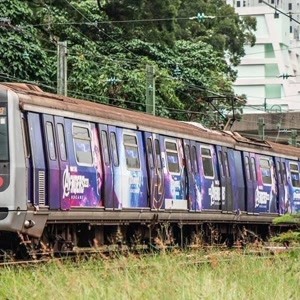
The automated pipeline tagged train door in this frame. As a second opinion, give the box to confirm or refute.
[21,116,33,205]
[286,161,300,213]
[112,128,148,209]
[98,124,115,209]
[254,155,276,213]
[27,112,47,207]
[42,115,60,209]
[62,120,102,209]
[231,150,245,211]
[184,140,202,211]
[243,152,257,213]
[274,157,287,214]
[161,136,187,210]
[54,116,69,210]
[144,132,164,210]
[197,143,221,210]
[216,146,232,212]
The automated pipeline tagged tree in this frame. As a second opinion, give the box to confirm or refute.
[177,0,256,66]
[0,0,54,86]
[100,0,256,66]
[0,0,250,128]
[99,0,181,46]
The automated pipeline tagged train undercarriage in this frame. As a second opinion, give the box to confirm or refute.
[0,211,285,261]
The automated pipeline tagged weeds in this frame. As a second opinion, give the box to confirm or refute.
[0,250,299,300]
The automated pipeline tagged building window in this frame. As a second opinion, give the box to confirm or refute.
[237,1,240,7]
[289,3,292,10]
[265,44,275,58]
[265,84,281,99]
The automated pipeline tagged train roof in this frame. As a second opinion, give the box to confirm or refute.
[2,82,300,159]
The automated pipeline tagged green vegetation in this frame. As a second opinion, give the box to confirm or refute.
[271,214,300,245]
[271,231,300,244]
[0,0,255,127]
[272,213,300,225]
[0,251,299,300]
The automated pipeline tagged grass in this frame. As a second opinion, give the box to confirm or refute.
[0,250,299,300]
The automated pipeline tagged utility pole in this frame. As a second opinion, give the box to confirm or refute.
[258,118,265,141]
[290,130,298,147]
[57,41,67,96]
[146,65,155,115]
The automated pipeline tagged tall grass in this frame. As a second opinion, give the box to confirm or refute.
[0,250,299,300]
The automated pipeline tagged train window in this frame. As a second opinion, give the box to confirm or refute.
[282,162,287,184]
[146,138,154,169]
[185,144,192,171]
[101,131,110,165]
[224,152,230,178]
[123,134,140,169]
[73,126,93,165]
[201,147,214,178]
[166,141,180,173]
[245,156,250,180]
[155,139,162,169]
[259,158,272,185]
[21,117,31,159]
[191,146,198,173]
[218,151,224,177]
[290,162,300,187]
[276,161,282,184]
[250,157,257,181]
[46,122,57,160]
[57,123,67,161]
[110,132,119,167]
[0,104,8,162]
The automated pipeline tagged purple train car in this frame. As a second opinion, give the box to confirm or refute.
[0,83,300,255]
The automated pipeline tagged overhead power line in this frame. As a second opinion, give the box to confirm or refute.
[262,0,300,25]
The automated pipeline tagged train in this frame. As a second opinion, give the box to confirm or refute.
[0,82,299,256]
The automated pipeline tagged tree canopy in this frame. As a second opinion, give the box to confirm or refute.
[0,0,255,128]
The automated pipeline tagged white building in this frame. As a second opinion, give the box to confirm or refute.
[227,0,300,113]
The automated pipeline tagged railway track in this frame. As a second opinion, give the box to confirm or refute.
[0,243,297,268]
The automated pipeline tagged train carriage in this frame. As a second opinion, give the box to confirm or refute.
[0,82,300,255]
